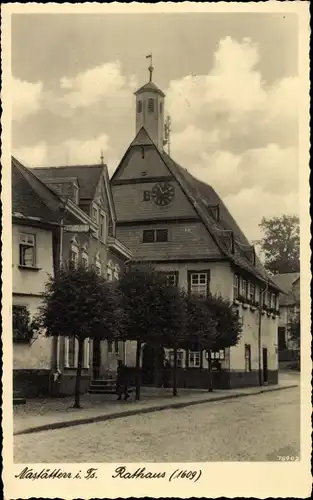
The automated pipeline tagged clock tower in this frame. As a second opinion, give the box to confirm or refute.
[134,55,165,151]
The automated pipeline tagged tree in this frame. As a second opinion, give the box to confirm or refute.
[287,310,300,352]
[256,215,300,274]
[117,266,185,399]
[35,265,119,408]
[201,294,243,391]
[12,306,35,343]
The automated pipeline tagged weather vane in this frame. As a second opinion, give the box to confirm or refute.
[146,53,154,82]
[100,149,104,165]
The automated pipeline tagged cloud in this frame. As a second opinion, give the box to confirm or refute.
[13,133,112,168]
[223,188,299,241]
[167,36,299,240]
[167,37,299,150]
[13,141,48,167]
[12,77,43,122]
[59,61,137,111]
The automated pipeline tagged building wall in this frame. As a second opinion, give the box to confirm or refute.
[117,146,170,181]
[112,179,198,222]
[13,224,54,296]
[12,224,55,396]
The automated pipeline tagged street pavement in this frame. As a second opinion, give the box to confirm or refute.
[14,386,300,463]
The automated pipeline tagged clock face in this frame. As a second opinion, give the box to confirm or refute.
[151,182,175,207]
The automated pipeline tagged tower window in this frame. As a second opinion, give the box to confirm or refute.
[137,100,142,113]
[148,98,154,113]
[160,102,163,113]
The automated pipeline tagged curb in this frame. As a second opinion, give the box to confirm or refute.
[14,384,298,436]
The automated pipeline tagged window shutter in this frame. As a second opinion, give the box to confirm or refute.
[64,337,69,368]
[84,338,90,368]
[74,338,79,368]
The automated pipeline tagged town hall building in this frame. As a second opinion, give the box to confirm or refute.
[111,64,282,389]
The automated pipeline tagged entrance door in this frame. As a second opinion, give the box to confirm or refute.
[93,338,101,379]
[262,347,268,384]
[142,344,165,386]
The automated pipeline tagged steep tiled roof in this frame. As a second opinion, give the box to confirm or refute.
[32,165,104,200]
[160,151,282,291]
[12,157,60,224]
[272,273,300,305]
[134,81,165,97]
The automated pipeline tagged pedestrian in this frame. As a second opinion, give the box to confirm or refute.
[162,359,171,388]
[116,360,130,401]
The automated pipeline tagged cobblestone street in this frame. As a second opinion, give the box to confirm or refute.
[14,387,300,463]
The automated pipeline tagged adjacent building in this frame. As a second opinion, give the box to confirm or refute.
[111,71,283,389]
[12,157,131,398]
[272,272,300,365]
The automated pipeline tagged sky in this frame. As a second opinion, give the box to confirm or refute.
[11,12,299,242]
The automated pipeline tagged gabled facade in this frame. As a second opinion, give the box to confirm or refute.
[12,157,131,397]
[111,73,283,389]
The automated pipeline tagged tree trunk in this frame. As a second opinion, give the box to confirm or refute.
[135,340,141,400]
[207,350,213,392]
[74,337,84,408]
[173,345,178,397]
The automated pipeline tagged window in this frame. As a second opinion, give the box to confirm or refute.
[143,230,155,243]
[249,283,255,303]
[100,213,106,241]
[211,349,225,360]
[164,272,178,287]
[65,337,89,369]
[12,305,32,343]
[233,274,239,299]
[271,293,277,310]
[142,229,168,243]
[107,261,113,281]
[107,340,113,353]
[240,278,247,299]
[137,100,142,113]
[190,272,208,297]
[114,340,119,354]
[169,350,184,368]
[244,344,251,372]
[92,205,99,224]
[19,233,36,267]
[160,102,163,113]
[68,337,76,367]
[189,351,201,368]
[70,244,79,268]
[113,265,120,281]
[95,254,102,275]
[278,327,286,350]
[156,229,168,242]
[148,98,154,112]
[81,246,89,268]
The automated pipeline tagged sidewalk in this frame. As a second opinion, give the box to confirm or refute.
[14,376,299,436]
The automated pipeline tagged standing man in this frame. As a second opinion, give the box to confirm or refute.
[116,359,129,401]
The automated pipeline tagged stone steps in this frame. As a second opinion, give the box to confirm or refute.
[88,379,117,394]
[13,391,26,405]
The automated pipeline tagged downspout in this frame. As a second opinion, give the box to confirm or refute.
[54,203,66,378]
[258,279,268,386]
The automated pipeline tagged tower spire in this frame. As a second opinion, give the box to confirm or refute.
[146,53,154,82]
[100,149,104,165]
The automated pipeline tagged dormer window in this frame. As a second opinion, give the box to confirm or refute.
[137,100,142,113]
[148,98,154,113]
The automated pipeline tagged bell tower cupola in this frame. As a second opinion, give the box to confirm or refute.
[134,54,165,151]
